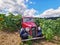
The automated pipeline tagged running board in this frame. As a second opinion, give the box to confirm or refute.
[22,36,44,42]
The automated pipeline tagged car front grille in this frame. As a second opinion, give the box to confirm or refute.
[32,27,36,37]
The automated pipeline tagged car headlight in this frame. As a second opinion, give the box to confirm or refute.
[38,27,41,30]
[25,27,30,32]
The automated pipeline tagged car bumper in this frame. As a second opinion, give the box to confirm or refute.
[21,36,44,42]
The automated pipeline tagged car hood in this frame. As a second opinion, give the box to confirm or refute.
[23,22,37,27]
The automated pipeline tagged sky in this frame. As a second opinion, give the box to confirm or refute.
[0,0,60,17]
[27,0,60,14]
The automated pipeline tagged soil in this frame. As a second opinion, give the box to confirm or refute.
[0,30,60,45]
[0,30,21,45]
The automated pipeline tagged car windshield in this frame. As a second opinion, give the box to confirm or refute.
[23,17,34,22]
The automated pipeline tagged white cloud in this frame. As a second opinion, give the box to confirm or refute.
[0,0,26,14]
[40,7,60,18]
[0,0,36,16]
[23,8,36,17]
[25,0,28,2]
[30,2,33,4]
[29,1,35,5]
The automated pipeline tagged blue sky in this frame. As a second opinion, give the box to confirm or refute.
[27,0,60,14]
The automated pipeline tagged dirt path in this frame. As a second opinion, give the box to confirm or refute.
[0,31,22,45]
[33,39,60,45]
[0,31,60,45]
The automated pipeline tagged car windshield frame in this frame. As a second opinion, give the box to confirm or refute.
[23,17,34,22]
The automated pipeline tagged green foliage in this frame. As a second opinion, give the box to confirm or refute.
[0,13,22,32]
[24,35,32,45]
[0,14,6,30]
[35,18,60,41]
[35,18,40,26]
